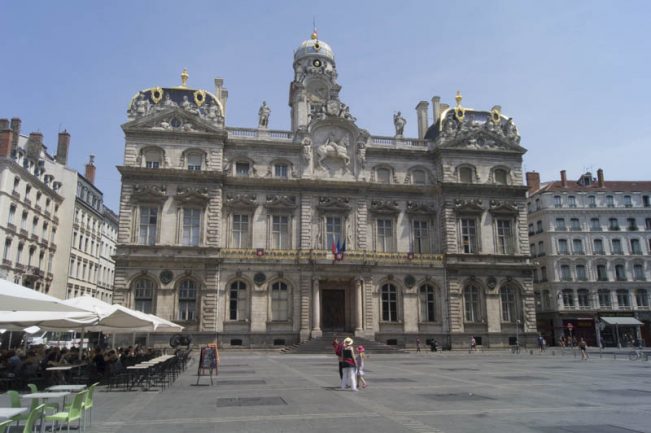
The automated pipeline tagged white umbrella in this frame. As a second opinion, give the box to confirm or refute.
[60,296,155,330]
[0,310,99,330]
[0,278,88,312]
[145,314,184,333]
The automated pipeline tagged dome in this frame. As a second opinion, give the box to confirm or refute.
[294,33,335,63]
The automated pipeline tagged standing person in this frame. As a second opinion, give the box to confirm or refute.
[578,337,589,361]
[469,336,477,353]
[340,337,357,391]
[537,334,545,352]
[332,336,343,380]
[416,337,421,353]
[356,345,367,389]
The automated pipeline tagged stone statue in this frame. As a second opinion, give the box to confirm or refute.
[205,100,222,122]
[163,94,177,108]
[357,140,366,167]
[258,101,271,128]
[302,137,312,162]
[393,111,406,136]
[505,118,520,143]
[182,95,193,111]
[135,93,149,117]
[316,134,350,170]
[441,118,457,139]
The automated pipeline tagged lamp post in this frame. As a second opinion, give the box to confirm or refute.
[516,319,521,348]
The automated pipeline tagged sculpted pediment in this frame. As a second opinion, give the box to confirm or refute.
[131,184,167,203]
[453,199,484,214]
[123,108,224,134]
[369,200,400,215]
[175,186,209,206]
[224,193,257,210]
[316,196,351,212]
[489,200,519,215]
[406,201,437,215]
[264,195,297,210]
[437,112,524,152]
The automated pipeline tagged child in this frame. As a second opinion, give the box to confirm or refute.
[356,345,367,389]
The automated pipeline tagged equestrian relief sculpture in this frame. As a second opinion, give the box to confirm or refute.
[316,134,350,170]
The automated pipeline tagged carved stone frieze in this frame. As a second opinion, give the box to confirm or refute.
[224,193,257,210]
[488,199,519,215]
[175,186,209,205]
[453,198,483,214]
[316,196,351,212]
[406,201,436,215]
[264,195,297,210]
[369,200,400,215]
[131,184,167,203]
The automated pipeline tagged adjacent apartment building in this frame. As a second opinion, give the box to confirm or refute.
[527,170,651,347]
[113,32,536,348]
[0,118,118,301]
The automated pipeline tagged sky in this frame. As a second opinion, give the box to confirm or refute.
[1,1,650,211]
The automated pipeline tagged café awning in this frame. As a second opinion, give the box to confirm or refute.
[601,317,643,326]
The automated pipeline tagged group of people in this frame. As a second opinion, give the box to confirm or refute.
[331,336,367,391]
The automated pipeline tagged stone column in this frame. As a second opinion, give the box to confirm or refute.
[355,278,363,334]
[311,277,322,338]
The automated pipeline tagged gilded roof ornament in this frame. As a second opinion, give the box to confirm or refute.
[454,90,465,121]
[180,68,189,88]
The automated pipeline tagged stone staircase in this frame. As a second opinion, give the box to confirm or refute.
[282,333,407,354]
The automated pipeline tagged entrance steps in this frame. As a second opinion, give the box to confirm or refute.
[282,333,406,354]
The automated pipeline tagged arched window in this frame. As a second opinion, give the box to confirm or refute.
[459,166,473,183]
[381,283,398,322]
[419,284,436,322]
[494,168,508,185]
[411,169,426,185]
[500,286,516,322]
[178,279,197,321]
[229,280,248,321]
[186,153,203,171]
[144,148,163,168]
[376,167,391,184]
[464,285,481,322]
[133,278,155,314]
[270,281,289,321]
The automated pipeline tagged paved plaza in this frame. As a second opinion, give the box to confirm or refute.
[84,349,651,433]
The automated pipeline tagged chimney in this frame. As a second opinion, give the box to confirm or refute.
[0,121,12,158]
[85,154,96,184]
[431,96,441,124]
[415,101,429,139]
[526,171,540,193]
[560,170,567,188]
[10,118,21,150]
[597,168,604,187]
[56,130,70,166]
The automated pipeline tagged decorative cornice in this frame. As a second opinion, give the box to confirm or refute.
[131,184,167,203]
[406,201,437,215]
[369,200,400,215]
[264,194,297,210]
[453,198,484,214]
[224,193,257,210]
[316,196,351,212]
[488,199,519,215]
[175,186,209,206]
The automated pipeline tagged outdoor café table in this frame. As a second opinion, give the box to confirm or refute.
[46,364,84,384]
[46,385,86,392]
[0,407,27,419]
[21,391,71,410]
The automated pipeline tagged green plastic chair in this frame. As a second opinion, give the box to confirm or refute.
[0,419,13,433]
[82,382,99,427]
[6,390,28,423]
[45,390,86,432]
[21,404,45,433]
[27,383,59,412]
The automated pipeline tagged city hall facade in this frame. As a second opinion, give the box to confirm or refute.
[113,33,535,348]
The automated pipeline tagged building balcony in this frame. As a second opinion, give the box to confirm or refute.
[2,259,11,266]
[598,277,609,282]
[30,234,38,241]
[593,250,605,255]
[15,263,25,270]
[631,250,643,255]
[611,251,623,255]
[6,223,16,233]
[576,277,588,281]
[537,252,546,257]
[572,250,585,255]
[609,226,620,231]
[536,229,543,234]
[614,305,632,310]
[556,227,567,231]
[11,191,20,199]
[559,251,570,255]
[19,229,28,237]
[24,198,31,206]
[616,276,627,281]
[634,276,647,281]
[561,276,573,282]
[34,204,41,212]
[628,226,638,231]
[590,227,602,232]
[635,305,650,310]
[44,210,50,217]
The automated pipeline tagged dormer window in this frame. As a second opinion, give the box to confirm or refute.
[459,167,473,183]
[606,195,614,207]
[274,163,288,179]
[494,169,507,185]
[624,195,632,207]
[376,168,391,184]
[235,162,250,177]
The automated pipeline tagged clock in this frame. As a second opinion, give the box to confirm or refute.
[312,59,322,68]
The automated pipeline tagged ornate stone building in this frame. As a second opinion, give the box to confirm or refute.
[113,33,535,348]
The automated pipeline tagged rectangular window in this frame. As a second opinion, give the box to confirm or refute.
[606,195,614,207]
[558,239,568,254]
[8,206,15,225]
[496,219,513,254]
[460,218,477,253]
[597,264,608,281]
[598,290,611,307]
[568,196,576,208]
[182,208,201,246]
[138,207,158,245]
[624,195,632,207]
[612,239,623,254]
[412,220,431,253]
[377,218,394,252]
[588,196,596,208]
[631,239,642,254]
[325,216,343,250]
[235,162,250,177]
[540,266,547,282]
[636,290,649,307]
[536,221,543,233]
[555,218,566,231]
[554,196,562,208]
[646,218,651,230]
[627,217,638,230]
[590,218,601,231]
[271,215,290,249]
[274,164,288,178]
[615,264,626,281]
[572,239,583,254]
[577,290,590,308]
[609,218,619,230]
[562,290,574,308]
[570,218,580,231]
[3,239,11,261]
[576,265,587,281]
[561,265,571,281]
[617,290,630,307]
[644,195,650,207]
[634,264,645,281]
[187,154,202,171]
[593,239,604,254]
[145,160,160,169]
[232,214,250,248]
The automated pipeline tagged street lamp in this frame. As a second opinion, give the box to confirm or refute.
[516,319,521,347]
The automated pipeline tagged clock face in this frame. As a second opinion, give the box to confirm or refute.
[312,58,322,68]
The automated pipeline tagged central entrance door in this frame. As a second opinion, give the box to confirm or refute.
[322,289,346,331]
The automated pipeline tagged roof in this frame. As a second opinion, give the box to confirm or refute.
[531,180,651,195]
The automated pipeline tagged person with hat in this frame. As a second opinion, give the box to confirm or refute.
[340,337,358,391]
[356,345,367,389]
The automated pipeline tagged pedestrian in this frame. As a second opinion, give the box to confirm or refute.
[332,335,343,380]
[356,345,367,389]
[537,334,545,352]
[578,337,588,361]
[340,337,358,391]
[469,336,477,353]
[416,337,421,353]
[430,337,438,352]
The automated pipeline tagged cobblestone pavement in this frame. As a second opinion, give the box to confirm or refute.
[82,349,651,433]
